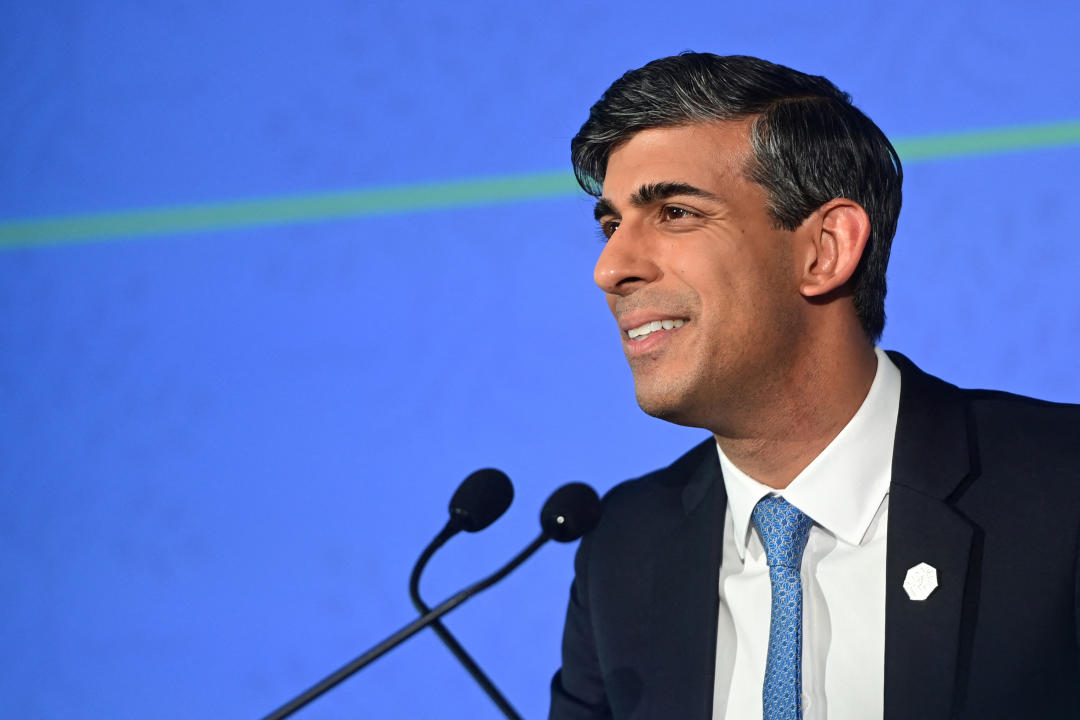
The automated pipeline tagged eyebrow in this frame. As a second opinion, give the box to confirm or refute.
[593,197,617,221]
[593,181,721,220]
[632,182,720,206]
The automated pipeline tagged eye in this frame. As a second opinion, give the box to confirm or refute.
[598,219,620,240]
[661,206,697,221]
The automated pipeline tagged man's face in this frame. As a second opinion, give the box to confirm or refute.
[593,121,806,430]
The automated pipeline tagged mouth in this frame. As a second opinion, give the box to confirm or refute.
[626,318,687,342]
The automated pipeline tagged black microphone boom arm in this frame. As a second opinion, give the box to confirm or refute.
[410,522,524,720]
[261,533,547,720]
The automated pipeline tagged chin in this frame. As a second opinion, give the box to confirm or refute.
[633,384,706,429]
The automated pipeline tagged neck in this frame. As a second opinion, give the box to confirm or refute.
[712,335,878,490]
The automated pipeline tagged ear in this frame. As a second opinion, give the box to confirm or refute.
[797,199,871,298]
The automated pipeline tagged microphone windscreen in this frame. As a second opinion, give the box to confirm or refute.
[540,483,601,542]
[449,468,514,532]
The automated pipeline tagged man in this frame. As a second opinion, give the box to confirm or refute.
[549,53,1080,720]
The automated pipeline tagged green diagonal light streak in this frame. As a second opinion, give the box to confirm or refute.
[2,119,1079,250]
[0,171,580,250]
[892,120,1080,160]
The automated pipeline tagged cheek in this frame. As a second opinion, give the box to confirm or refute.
[669,241,708,278]
[684,264,737,306]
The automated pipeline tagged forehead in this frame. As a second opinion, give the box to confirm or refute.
[602,120,755,201]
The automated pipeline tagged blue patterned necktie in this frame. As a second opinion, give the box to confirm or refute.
[751,495,814,720]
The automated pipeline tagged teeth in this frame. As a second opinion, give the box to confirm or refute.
[627,318,685,340]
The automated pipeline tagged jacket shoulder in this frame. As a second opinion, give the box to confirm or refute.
[889,349,1080,469]
[964,388,1080,479]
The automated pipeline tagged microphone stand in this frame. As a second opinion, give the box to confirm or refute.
[262,533,547,720]
[410,523,524,720]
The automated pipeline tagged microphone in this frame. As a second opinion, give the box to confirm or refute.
[410,469,523,720]
[448,468,514,532]
[540,482,602,542]
[261,480,601,720]
[412,468,515,600]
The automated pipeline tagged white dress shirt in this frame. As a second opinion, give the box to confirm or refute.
[712,347,901,720]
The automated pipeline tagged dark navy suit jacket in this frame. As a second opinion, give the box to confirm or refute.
[550,353,1080,719]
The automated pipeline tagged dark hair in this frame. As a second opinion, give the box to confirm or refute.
[571,53,902,340]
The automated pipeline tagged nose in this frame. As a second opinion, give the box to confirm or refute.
[593,223,661,296]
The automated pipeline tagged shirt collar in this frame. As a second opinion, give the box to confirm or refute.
[718,347,901,561]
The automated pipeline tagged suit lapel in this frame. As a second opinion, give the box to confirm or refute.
[884,353,979,720]
[644,445,727,720]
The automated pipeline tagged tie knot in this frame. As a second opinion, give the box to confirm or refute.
[751,496,813,569]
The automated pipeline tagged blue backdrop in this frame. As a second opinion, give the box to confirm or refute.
[2,2,1078,718]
